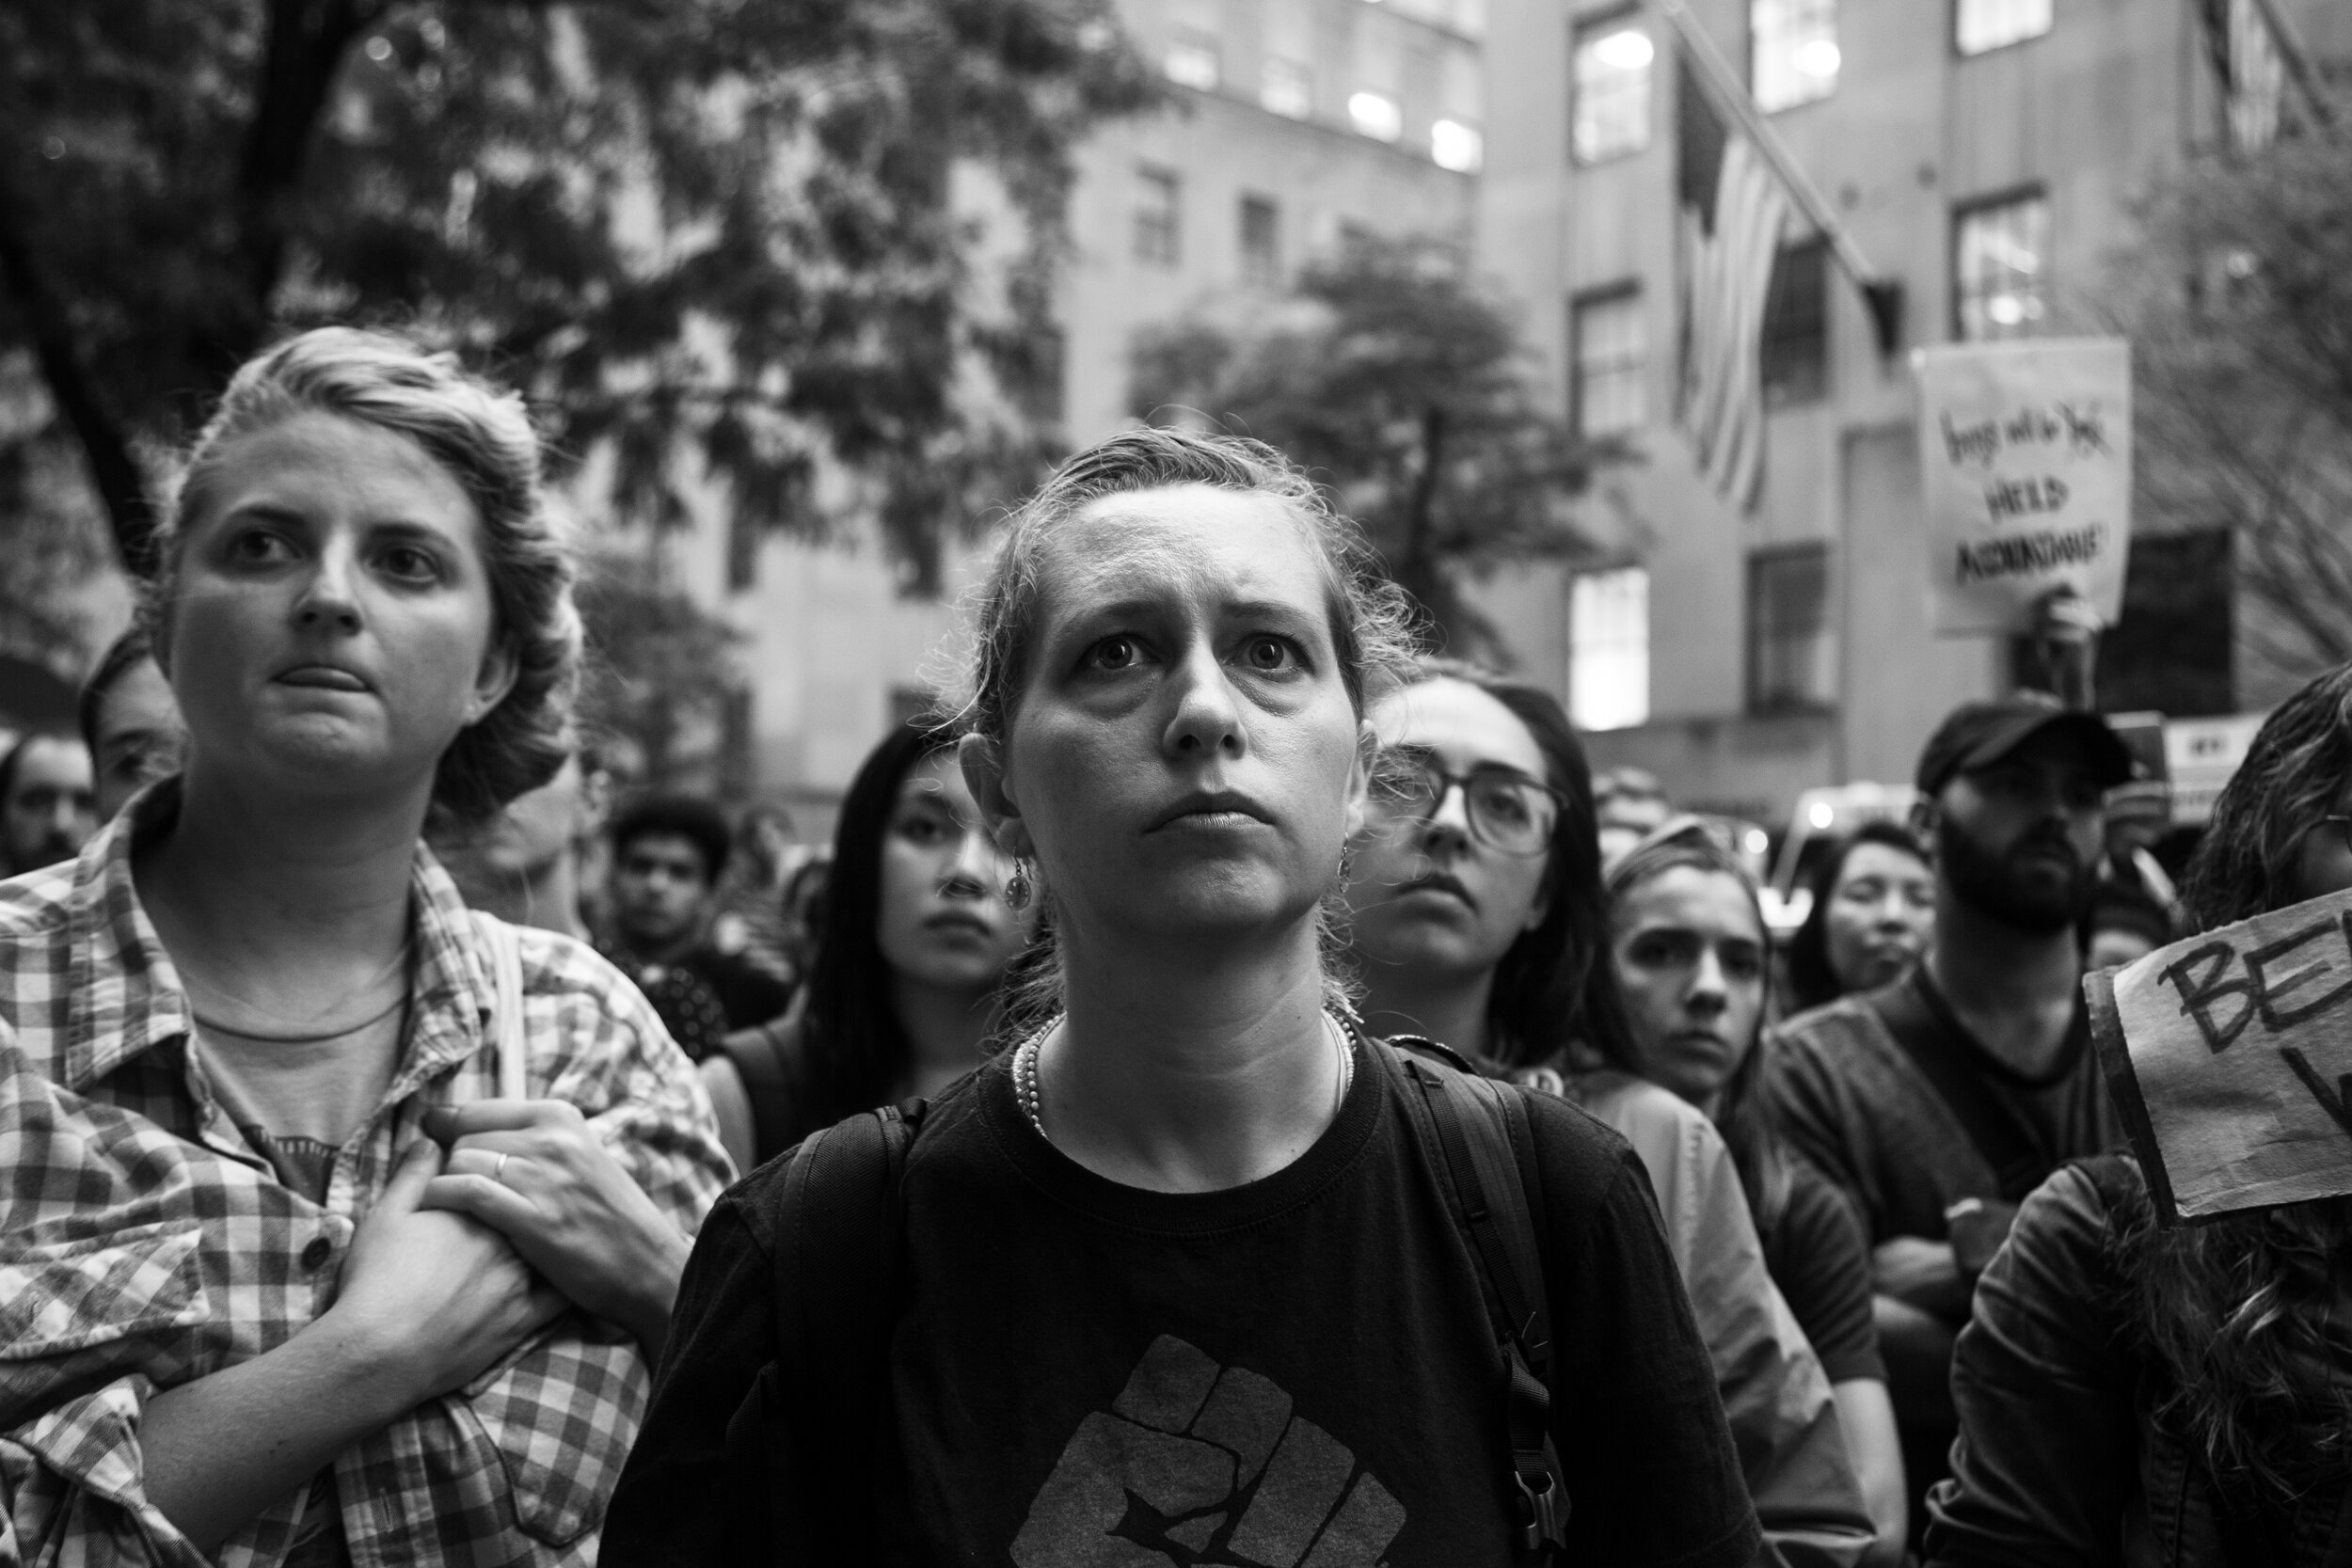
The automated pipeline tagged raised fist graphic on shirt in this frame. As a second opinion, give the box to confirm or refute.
[1010,1335,1406,1568]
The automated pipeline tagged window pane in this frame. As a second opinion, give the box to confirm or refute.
[1165,30,1221,92]
[1431,119,1484,172]
[1239,195,1279,287]
[1572,23,1653,164]
[1746,546,1835,713]
[1571,568,1650,731]
[1135,167,1181,266]
[1262,57,1314,119]
[1573,291,1646,438]
[1956,0,2052,55]
[1349,90,1403,142]
[1955,193,2050,341]
[1760,239,1829,404]
[1752,0,1838,114]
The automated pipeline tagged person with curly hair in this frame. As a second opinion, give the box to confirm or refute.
[0,327,732,1565]
[1926,660,2352,1566]
[607,427,1758,1566]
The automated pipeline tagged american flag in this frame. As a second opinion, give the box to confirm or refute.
[1676,55,1788,514]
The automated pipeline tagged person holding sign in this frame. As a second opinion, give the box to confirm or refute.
[1771,694,2133,1532]
[1927,662,2352,1567]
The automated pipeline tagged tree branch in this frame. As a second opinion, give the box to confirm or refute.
[0,177,158,575]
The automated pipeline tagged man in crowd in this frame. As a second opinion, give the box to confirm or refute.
[0,729,98,878]
[602,793,793,1060]
[1770,694,2131,1533]
[78,626,187,823]
[433,751,610,942]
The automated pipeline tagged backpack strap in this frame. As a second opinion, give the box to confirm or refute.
[1378,1036,1570,1562]
[763,1096,928,1557]
[470,910,532,1101]
[717,1015,807,1167]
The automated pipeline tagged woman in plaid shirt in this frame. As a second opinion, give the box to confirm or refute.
[0,328,732,1566]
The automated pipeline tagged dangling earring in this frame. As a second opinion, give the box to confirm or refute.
[1006,858,1033,911]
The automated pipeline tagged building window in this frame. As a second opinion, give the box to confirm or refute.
[1957,0,2051,55]
[1164,28,1220,91]
[1010,323,1065,426]
[1570,568,1650,731]
[1239,195,1280,287]
[1760,238,1829,405]
[1955,190,2050,341]
[1348,90,1403,142]
[1752,0,1839,113]
[725,506,760,593]
[1747,545,1835,714]
[1262,56,1313,119]
[1572,288,1645,438]
[1134,166,1181,266]
[1431,119,1485,172]
[1572,20,1653,164]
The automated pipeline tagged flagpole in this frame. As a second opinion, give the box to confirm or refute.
[2245,0,2336,130]
[1648,0,1905,354]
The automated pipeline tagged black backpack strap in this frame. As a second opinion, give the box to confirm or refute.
[1379,1037,1569,1562]
[764,1096,927,1557]
[718,1016,811,1168]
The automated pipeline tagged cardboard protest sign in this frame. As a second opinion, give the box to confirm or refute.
[2087,884,2352,1224]
[1915,338,2132,636]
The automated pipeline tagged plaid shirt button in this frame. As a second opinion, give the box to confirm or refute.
[301,1235,332,1269]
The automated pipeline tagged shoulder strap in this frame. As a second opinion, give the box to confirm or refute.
[1869,973,2048,1203]
[470,910,532,1101]
[767,1097,927,1556]
[1380,1037,1569,1562]
[719,1019,802,1166]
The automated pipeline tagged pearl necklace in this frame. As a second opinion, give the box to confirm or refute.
[1012,1011,1357,1143]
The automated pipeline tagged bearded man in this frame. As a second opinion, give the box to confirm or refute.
[1770,695,2132,1536]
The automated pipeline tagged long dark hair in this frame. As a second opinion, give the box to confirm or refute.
[799,718,961,1124]
[1606,822,1794,1235]
[1783,820,1931,1013]
[2129,664,2352,1497]
[1406,662,1640,1072]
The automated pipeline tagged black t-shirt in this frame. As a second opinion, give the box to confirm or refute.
[606,1044,1760,1568]
[609,942,794,1061]
[1761,1161,1885,1386]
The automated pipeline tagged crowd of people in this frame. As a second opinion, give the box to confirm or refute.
[1,325,2344,1567]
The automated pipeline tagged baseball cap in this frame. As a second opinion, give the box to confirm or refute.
[1915,695,2136,798]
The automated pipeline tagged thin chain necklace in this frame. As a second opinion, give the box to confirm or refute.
[1012,1010,1357,1144]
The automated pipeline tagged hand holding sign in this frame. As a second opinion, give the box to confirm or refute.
[1916,339,2133,637]
[2088,883,2352,1223]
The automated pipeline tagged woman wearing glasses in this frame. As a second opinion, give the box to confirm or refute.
[1342,662,1881,1566]
[608,429,1760,1565]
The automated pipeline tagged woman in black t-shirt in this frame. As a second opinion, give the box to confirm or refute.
[605,428,1760,1567]
[1607,822,1906,1560]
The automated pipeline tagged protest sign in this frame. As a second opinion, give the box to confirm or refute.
[1915,338,2132,636]
[2088,884,2352,1224]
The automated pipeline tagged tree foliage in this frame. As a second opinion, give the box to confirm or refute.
[1127,234,1619,659]
[0,0,1154,582]
[573,541,740,787]
[2118,119,2352,681]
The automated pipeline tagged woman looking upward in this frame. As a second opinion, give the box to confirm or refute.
[0,328,730,1565]
[609,428,1757,1566]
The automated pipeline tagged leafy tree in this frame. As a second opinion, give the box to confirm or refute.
[2116,119,2352,683]
[1128,234,1620,659]
[574,540,740,788]
[0,0,1154,581]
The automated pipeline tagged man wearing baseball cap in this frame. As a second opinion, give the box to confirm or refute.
[1770,693,2133,1541]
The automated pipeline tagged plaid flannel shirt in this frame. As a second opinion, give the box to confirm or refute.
[0,784,735,1567]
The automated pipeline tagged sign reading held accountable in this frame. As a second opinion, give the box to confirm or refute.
[2088,885,2352,1224]
[1915,338,2132,636]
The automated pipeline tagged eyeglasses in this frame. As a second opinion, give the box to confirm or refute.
[1366,748,1563,857]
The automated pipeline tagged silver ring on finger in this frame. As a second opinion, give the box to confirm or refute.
[492,1151,511,1185]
